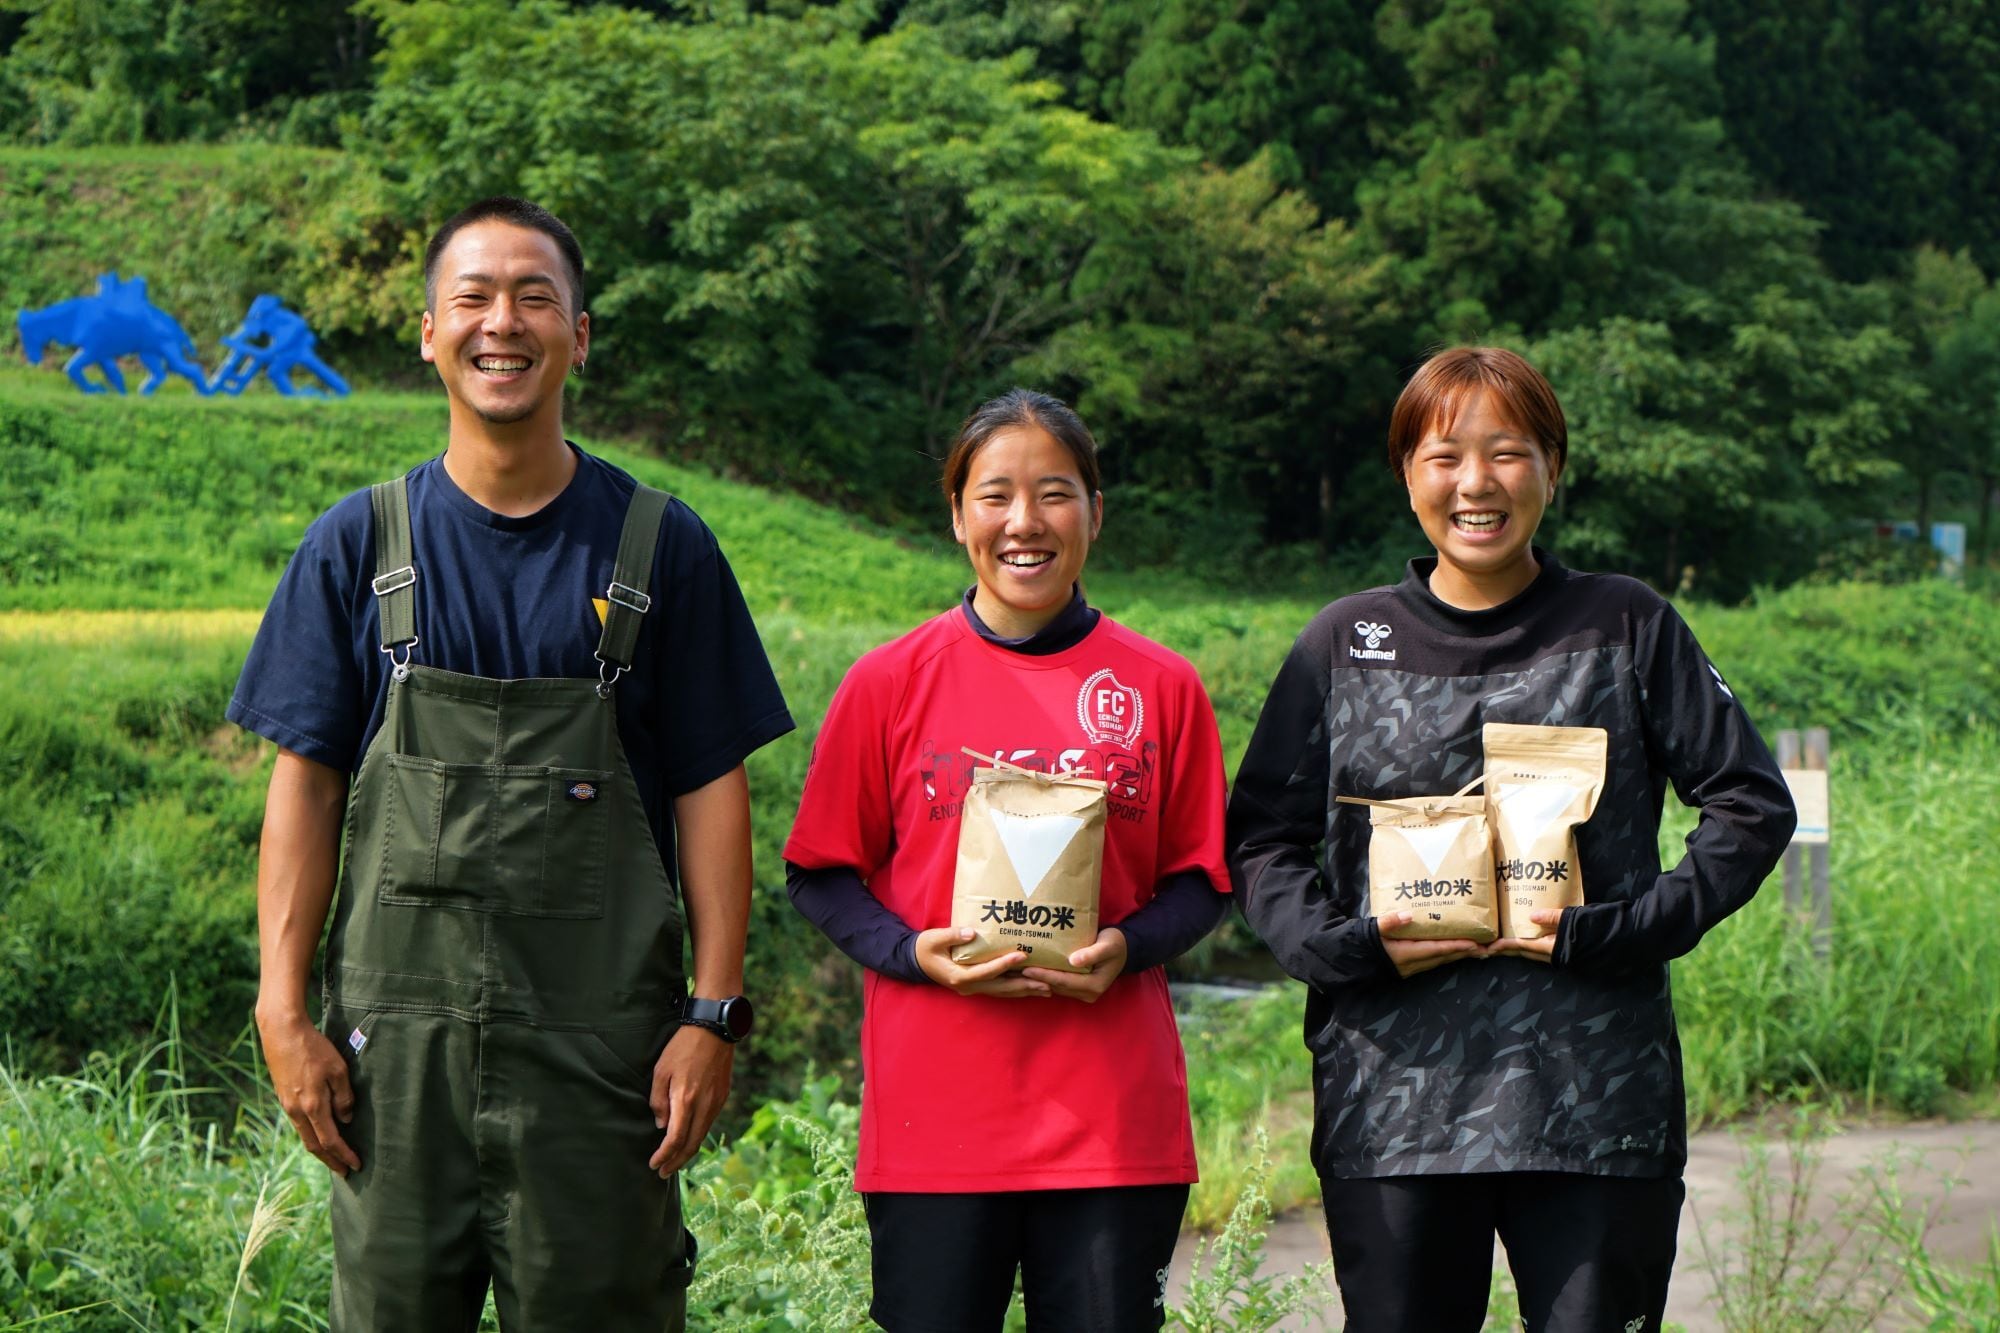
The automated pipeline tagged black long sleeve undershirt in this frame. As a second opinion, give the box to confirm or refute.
[786,861,1228,981]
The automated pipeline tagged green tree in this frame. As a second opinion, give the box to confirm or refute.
[1691,0,2000,282]
[1519,0,1917,596]
[358,0,1194,514]
[1022,153,1392,557]
[1916,252,2000,566]
[1355,0,1595,342]
[1067,0,1388,220]
[832,26,1177,437]
[361,0,863,477]
[0,0,373,145]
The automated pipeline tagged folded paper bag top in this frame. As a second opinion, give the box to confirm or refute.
[949,749,1107,973]
[1338,775,1497,944]
[1482,722,1608,940]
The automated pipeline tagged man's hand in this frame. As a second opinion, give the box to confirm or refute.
[647,1025,736,1178]
[915,927,1051,997]
[1020,927,1127,1004]
[254,749,351,1174]
[663,766,753,1178]
[259,1009,360,1176]
[1377,912,1486,978]
[1481,908,1562,964]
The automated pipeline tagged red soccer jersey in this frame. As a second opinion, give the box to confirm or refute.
[785,609,1232,1192]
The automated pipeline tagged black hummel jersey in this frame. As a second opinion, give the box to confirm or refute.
[1227,551,1795,1179]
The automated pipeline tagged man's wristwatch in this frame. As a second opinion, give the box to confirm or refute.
[682,994,754,1043]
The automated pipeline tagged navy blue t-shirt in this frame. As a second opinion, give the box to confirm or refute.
[228,445,795,882]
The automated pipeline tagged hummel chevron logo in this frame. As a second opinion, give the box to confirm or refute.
[1350,620,1397,661]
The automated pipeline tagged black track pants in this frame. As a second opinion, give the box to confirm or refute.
[864,1184,1189,1333]
[1320,1171,1683,1333]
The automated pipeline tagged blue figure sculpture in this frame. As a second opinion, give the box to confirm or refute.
[16,272,216,395]
[212,294,350,398]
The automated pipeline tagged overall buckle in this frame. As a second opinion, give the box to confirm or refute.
[606,581,651,615]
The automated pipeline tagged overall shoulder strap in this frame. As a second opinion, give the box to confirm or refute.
[596,482,672,672]
[368,475,418,651]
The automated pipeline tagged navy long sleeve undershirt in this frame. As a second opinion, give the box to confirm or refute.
[785,586,1230,982]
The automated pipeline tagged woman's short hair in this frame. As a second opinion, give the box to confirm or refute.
[941,388,1102,504]
[1387,347,1567,481]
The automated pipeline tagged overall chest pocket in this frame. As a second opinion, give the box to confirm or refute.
[378,755,613,918]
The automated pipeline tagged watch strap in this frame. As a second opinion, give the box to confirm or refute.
[682,994,750,1042]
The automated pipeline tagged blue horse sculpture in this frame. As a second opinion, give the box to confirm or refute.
[16,273,215,395]
[211,294,350,398]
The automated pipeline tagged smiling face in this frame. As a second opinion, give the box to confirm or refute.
[420,220,587,434]
[951,422,1103,638]
[1406,386,1559,609]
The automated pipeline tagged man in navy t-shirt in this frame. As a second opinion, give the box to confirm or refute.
[228,196,792,1329]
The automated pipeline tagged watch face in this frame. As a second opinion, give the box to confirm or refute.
[721,995,755,1040]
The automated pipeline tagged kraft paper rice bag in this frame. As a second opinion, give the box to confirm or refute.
[1339,783,1497,943]
[1482,723,1608,940]
[950,754,1106,973]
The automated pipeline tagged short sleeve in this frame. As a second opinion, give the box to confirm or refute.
[225,499,371,771]
[784,655,897,877]
[648,510,795,796]
[1155,665,1232,896]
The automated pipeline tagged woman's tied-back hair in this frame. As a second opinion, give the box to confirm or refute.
[423,196,587,317]
[1387,347,1568,482]
[941,388,1102,505]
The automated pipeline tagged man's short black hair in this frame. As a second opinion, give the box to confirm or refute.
[423,196,586,316]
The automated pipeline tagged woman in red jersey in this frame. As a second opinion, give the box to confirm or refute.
[785,389,1233,1332]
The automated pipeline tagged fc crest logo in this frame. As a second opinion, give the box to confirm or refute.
[1076,669,1144,748]
[1355,620,1393,651]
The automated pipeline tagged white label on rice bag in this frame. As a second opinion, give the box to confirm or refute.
[1497,783,1580,847]
[991,810,1086,898]
[1392,822,1470,876]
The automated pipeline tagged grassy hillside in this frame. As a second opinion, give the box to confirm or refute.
[3,375,1999,1114]
[2,146,414,372]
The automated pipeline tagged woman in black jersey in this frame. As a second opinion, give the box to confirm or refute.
[1226,347,1795,1333]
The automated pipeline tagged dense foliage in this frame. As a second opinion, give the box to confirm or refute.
[3,0,1996,591]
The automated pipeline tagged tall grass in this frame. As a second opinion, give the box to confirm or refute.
[0,1014,330,1330]
[0,1039,1327,1331]
[1673,716,2000,1122]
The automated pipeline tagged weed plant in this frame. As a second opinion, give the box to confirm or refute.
[1689,1107,2000,1331]
[1170,1131,1333,1332]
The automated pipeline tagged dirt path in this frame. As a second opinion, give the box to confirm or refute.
[1172,1119,2000,1331]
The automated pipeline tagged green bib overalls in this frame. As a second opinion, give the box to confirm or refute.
[322,474,695,1330]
